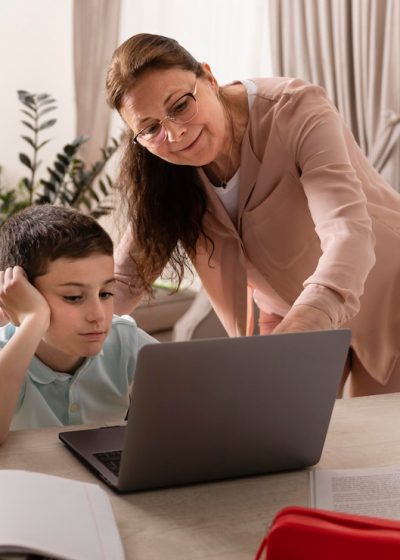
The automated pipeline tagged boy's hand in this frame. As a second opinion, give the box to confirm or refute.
[0,266,50,330]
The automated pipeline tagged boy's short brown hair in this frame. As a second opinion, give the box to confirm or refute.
[0,205,113,281]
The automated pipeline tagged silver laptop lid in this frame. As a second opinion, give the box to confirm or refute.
[117,329,351,491]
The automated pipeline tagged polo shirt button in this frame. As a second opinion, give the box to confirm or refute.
[69,403,79,413]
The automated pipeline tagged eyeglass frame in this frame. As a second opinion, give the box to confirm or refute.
[132,81,199,146]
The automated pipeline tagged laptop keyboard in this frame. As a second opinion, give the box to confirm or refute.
[94,450,122,475]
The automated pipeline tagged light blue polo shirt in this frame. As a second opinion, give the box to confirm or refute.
[0,315,156,430]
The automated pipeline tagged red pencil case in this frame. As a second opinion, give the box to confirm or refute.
[254,506,400,560]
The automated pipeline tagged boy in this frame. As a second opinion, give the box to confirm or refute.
[0,204,156,444]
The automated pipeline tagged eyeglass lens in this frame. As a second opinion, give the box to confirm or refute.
[137,93,197,146]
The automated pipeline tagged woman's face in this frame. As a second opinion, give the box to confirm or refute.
[120,66,229,167]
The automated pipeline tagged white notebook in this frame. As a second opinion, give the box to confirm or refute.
[310,465,400,520]
[0,469,124,559]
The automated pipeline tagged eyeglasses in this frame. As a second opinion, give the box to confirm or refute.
[132,82,198,147]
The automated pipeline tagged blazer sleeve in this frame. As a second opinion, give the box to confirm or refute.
[277,81,376,327]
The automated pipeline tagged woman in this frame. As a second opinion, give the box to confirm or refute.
[106,33,400,396]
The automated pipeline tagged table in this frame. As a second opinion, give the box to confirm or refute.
[2,393,400,559]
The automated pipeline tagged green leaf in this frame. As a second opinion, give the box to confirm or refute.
[40,179,56,193]
[63,144,78,157]
[80,195,92,210]
[54,161,66,175]
[17,89,31,98]
[61,192,75,205]
[20,177,32,191]
[46,167,63,183]
[19,153,32,169]
[20,108,35,119]
[98,179,108,196]
[21,120,36,132]
[36,93,52,101]
[38,119,57,131]
[72,135,89,147]
[18,91,35,108]
[57,154,70,166]
[91,209,106,219]
[38,106,57,118]
[34,193,52,204]
[90,161,102,175]
[91,204,114,219]
[20,135,35,148]
[37,139,51,150]
[37,96,57,106]
[88,187,100,202]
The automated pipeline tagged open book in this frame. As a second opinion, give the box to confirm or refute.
[310,465,400,519]
[0,470,124,559]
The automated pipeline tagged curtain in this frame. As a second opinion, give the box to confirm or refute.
[118,0,271,85]
[73,0,121,165]
[108,0,273,140]
[268,0,400,190]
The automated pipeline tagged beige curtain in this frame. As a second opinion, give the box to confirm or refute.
[268,0,400,190]
[73,0,121,165]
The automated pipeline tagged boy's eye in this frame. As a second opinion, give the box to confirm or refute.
[63,295,82,303]
[100,291,114,300]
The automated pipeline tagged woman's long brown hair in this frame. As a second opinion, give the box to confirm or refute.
[106,33,213,293]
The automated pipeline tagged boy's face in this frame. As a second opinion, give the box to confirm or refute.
[34,253,115,372]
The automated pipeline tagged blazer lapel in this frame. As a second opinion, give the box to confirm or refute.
[237,131,261,220]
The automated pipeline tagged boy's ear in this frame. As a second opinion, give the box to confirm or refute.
[200,62,219,89]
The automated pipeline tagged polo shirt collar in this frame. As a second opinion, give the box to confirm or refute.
[28,351,103,385]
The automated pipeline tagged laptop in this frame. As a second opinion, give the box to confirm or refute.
[59,329,351,493]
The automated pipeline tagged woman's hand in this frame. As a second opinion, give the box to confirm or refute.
[272,304,332,334]
[0,266,50,331]
[0,307,8,327]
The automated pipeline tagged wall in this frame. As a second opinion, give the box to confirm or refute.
[0,0,272,190]
[0,0,75,187]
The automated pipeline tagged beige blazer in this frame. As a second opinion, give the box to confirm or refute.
[115,78,400,384]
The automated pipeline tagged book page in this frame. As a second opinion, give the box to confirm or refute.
[0,470,124,560]
[310,465,400,519]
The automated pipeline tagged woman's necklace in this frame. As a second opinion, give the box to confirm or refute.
[218,136,235,189]
[203,92,242,189]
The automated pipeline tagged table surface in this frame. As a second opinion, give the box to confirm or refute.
[2,393,400,559]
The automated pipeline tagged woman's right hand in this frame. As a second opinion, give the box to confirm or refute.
[0,266,50,330]
[0,307,8,327]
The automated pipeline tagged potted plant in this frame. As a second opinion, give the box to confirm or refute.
[0,90,120,225]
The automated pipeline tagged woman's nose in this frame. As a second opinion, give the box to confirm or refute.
[164,119,187,142]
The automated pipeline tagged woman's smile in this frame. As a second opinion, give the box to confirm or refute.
[176,129,203,152]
